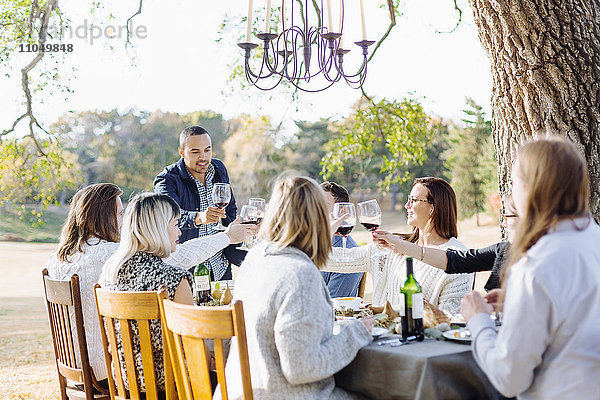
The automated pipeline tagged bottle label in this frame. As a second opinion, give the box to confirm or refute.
[398,294,406,316]
[194,275,210,291]
[412,293,424,318]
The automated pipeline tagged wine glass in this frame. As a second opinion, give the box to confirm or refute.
[211,183,231,231]
[357,199,382,232]
[236,205,258,250]
[248,197,265,246]
[333,202,356,262]
[358,199,383,252]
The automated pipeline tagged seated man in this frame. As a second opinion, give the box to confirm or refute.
[320,181,363,298]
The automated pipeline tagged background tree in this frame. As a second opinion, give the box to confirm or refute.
[321,97,433,196]
[468,0,600,221]
[445,98,496,224]
[222,115,282,202]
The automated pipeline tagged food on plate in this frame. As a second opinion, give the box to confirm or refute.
[383,301,399,319]
[423,300,450,328]
[211,289,222,300]
[334,306,355,317]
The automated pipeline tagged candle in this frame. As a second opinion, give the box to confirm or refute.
[265,0,272,32]
[326,0,333,32]
[246,0,254,42]
[339,0,343,33]
[359,0,367,40]
[282,0,285,29]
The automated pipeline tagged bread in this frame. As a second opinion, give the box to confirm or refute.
[423,300,450,328]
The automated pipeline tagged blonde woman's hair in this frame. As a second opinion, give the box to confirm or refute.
[259,174,332,268]
[101,192,180,284]
[504,136,590,286]
[57,183,123,262]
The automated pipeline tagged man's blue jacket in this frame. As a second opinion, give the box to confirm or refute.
[153,157,246,266]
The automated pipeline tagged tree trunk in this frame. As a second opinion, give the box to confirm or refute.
[468,0,600,221]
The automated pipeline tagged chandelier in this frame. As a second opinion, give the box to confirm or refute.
[238,0,375,92]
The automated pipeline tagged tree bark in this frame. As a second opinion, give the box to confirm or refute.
[468,0,600,221]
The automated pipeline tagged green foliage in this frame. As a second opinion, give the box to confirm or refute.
[444,98,497,222]
[0,205,66,242]
[279,119,334,179]
[0,137,79,226]
[222,115,283,200]
[321,97,432,193]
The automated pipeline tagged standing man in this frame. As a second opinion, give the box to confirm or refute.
[154,126,247,281]
[320,181,364,298]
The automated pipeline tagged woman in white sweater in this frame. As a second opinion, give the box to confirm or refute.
[221,175,374,400]
[323,177,473,315]
[44,183,252,383]
[461,137,600,399]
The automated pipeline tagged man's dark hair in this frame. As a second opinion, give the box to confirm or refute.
[320,181,350,203]
[179,126,209,148]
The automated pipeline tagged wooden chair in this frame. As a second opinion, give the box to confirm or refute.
[42,269,109,400]
[157,289,253,400]
[94,286,176,400]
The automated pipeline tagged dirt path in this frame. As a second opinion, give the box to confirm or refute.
[0,242,59,399]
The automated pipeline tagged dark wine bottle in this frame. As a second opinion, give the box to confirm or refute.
[193,262,212,306]
[400,257,424,341]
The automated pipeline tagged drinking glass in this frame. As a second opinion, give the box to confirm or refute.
[236,205,258,250]
[357,199,382,233]
[248,197,266,246]
[333,202,356,262]
[212,183,231,231]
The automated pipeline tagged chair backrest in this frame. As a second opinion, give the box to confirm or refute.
[157,289,253,400]
[94,285,176,400]
[42,268,108,400]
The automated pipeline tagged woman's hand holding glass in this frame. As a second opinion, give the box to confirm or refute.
[224,217,255,244]
[237,205,258,250]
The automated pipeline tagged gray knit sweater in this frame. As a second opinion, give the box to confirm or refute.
[217,242,372,400]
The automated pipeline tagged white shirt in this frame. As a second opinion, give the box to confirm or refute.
[468,216,600,399]
[45,232,230,380]
[322,238,473,315]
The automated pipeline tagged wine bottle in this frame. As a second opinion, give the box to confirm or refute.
[400,257,424,341]
[193,262,212,306]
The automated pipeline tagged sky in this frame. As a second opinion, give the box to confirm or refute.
[0,0,493,137]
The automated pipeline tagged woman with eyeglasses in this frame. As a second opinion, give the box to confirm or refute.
[322,177,473,315]
[374,196,518,291]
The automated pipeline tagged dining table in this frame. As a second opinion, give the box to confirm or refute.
[335,336,511,400]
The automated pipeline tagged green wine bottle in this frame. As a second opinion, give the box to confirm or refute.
[401,257,424,341]
[193,262,212,306]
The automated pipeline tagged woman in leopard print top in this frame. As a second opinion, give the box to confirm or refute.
[100,192,193,393]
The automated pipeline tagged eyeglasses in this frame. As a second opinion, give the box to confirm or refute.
[406,196,432,206]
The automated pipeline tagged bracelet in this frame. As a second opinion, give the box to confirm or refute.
[420,245,425,261]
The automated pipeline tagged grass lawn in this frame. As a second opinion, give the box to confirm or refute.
[0,206,65,243]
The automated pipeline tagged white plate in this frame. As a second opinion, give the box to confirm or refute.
[443,328,471,343]
[371,327,390,337]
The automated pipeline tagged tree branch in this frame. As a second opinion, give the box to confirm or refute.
[435,0,462,34]
[367,0,397,63]
[16,0,58,156]
[126,0,144,49]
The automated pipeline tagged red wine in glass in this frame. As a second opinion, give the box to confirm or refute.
[214,202,229,209]
[361,223,380,232]
[240,220,259,225]
[337,225,355,236]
